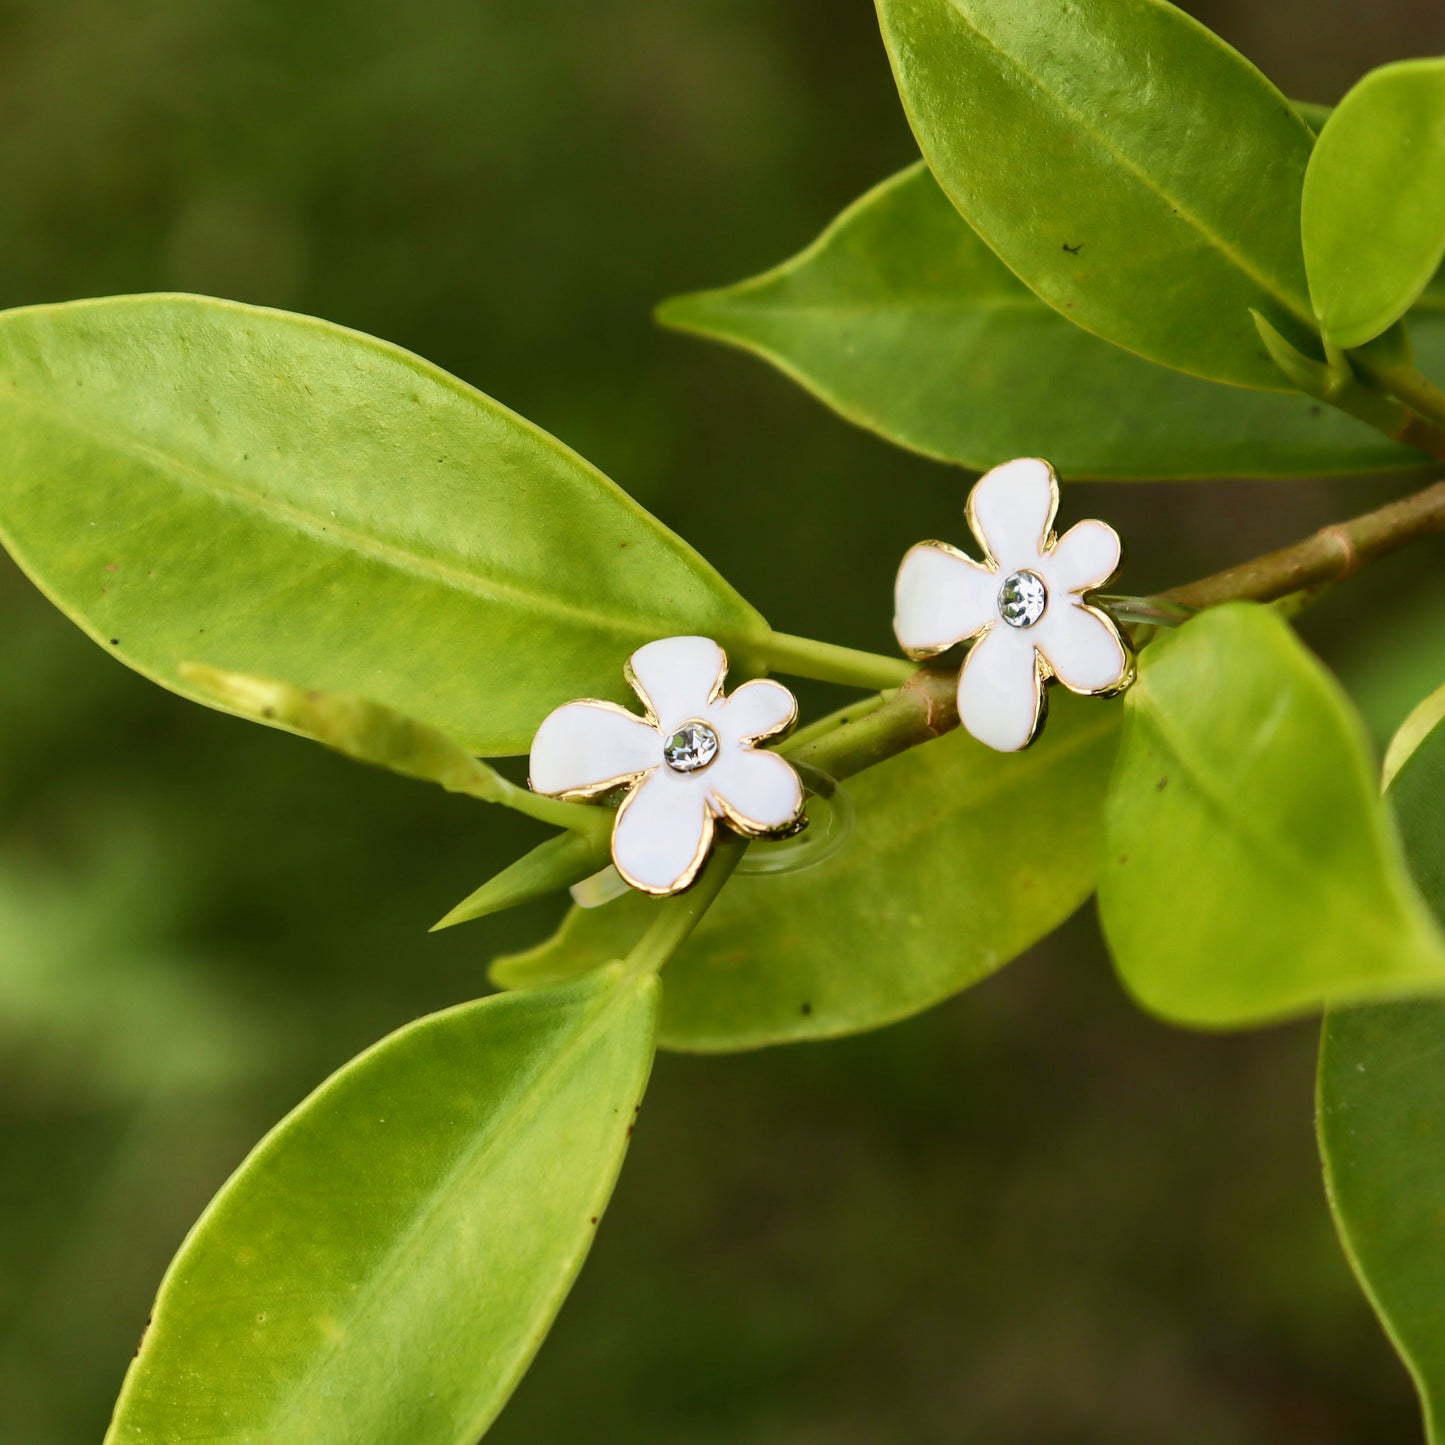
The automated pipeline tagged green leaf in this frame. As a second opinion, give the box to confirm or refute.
[1303,58,1445,350]
[875,0,1319,389]
[1318,997,1445,1444]
[494,690,1120,1051]
[1384,678,1445,789]
[1098,603,1445,1027]
[0,295,767,756]
[432,830,609,931]
[105,967,659,1445]
[1318,707,1445,1444]
[1293,99,1334,134]
[660,164,1429,479]
[1384,697,1445,917]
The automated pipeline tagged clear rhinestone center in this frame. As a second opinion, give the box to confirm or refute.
[662,720,720,773]
[998,569,1048,629]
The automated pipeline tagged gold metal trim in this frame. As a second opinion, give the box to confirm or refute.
[963,457,1061,572]
[895,539,996,662]
[610,784,717,897]
[527,697,659,801]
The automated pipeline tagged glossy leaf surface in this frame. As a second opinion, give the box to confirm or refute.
[106,968,658,1445]
[495,691,1120,1051]
[660,165,1432,478]
[1304,58,1445,349]
[433,830,608,931]
[1098,603,1445,1027]
[875,0,1318,389]
[0,295,766,756]
[1319,707,1445,1444]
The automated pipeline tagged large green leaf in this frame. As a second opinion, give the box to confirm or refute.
[1098,603,1445,1027]
[493,689,1120,1052]
[105,967,659,1445]
[1303,58,1445,350]
[0,294,766,756]
[1319,705,1445,1444]
[875,0,1319,389]
[660,164,1432,479]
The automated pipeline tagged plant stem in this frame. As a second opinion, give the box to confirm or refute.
[763,630,916,690]
[1163,477,1445,610]
[623,835,747,976]
[1354,356,1445,454]
[786,670,956,780]
[784,690,893,753]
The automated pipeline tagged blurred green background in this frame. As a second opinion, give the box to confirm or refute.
[2,1,1445,1440]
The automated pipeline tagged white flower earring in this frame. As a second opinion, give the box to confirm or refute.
[529,636,805,896]
[894,457,1133,753]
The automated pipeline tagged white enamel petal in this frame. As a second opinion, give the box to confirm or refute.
[611,770,714,895]
[1046,518,1122,595]
[709,678,798,747]
[956,625,1044,753]
[529,701,660,798]
[1036,600,1130,695]
[625,636,728,731]
[965,457,1059,573]
[710,747,804,835]
[893,541,997,658]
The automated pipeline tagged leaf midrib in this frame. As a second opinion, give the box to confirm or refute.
[932,0,1316,328]
[0,390,745,647]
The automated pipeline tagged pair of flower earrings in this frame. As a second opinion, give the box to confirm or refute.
[529,457,1133,897]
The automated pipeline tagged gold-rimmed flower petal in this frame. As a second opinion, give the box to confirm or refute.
[965,456,1059,573]
[709,748,805,836]
[1036,602,1131,696]
[528,700,660,798]
[894,541,997,658]
[624,636,727,730]
[611,770,715,895]
[708,678,798,748]
[1046,518,1123,595]
[956,625,1045,753]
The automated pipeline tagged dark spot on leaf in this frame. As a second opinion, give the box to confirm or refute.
[590,1217,598,1225]
[1062,242,1083,255]
[1156,776,1168,790]
[619,541,628,549]
[104,563,117,572]
[109,638,119,646]
[1118,854,1129,866]
[1309,404,1322,416]
[626,1125,635,1137]
[800,1001,813,1016]
[135,1315,152,1356]
[262,706,275,719]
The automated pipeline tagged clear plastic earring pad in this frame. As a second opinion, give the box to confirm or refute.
[568,762,854,909]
